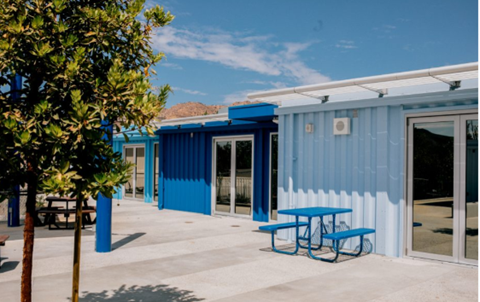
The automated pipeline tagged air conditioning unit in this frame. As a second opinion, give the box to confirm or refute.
[333,118,350,135]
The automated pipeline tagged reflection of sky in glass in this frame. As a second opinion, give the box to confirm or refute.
[414,122,454,137]
[467,120,478,140]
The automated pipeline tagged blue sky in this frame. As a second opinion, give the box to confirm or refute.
[149,0,478,107]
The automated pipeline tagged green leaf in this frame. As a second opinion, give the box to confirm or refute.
[47,124,63,138]
[20,131,30,144]
[60,161,70,174]
[3,118,17,130]
[32,42,53,57]
[123,132,130,143]
[53,0,66,12]
[71,90,82,102]
[31,16,44,29]
[94,173,107,184]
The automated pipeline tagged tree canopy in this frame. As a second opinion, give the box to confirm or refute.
[0,0,173,199]
[0,1,173,300]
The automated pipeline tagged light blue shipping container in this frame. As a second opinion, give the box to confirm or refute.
[275,88,478,259]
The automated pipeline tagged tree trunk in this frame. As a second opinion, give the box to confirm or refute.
[21,168,37,302]
[71,194,84,302]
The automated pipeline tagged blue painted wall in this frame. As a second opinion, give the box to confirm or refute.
[157,122,278,222]
[275,89,478,257]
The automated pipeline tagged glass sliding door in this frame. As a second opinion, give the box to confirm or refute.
[270,133,278,220]
[123,145,145,200]
[135,147,145,199]
[213,136,253,217]
[215,141,232,213]
[407,112,478,265]
[124,148,135,198]
[411,120,455,257]
[235,140,253,215]
[461,116,478,263]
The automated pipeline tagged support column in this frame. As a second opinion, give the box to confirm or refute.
[8,75,22,227]
[8,186,20,227]
[95,121,113,253]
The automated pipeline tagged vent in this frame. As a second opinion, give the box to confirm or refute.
[333,118,350,135]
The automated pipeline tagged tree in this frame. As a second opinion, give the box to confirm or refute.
[0,1,173,301]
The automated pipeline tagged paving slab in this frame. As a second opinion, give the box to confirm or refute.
[0,199,477,301]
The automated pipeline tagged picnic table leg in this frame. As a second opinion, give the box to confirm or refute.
[333,235,364,257]
[307,216,337,262]
[269,217,300,255]
[44,201,53,228]
[298,218,322,250]
[82,200,93,224]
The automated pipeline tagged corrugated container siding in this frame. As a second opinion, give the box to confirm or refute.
[159,125,277,222]
[278,106,404,257]
[162,132,208,214]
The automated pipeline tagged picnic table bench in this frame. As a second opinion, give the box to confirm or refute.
[0,235,10,268]
[259,222,309,255]
[323,228,375,262]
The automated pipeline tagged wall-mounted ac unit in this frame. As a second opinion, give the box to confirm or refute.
[333,118,350,135]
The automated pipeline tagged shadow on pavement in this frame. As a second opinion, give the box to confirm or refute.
[0,260,19,273]
[111,232,146,250]
[0,221,94,241]
[77,284,204,302]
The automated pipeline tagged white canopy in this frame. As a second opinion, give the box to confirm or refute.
[247,62,478,104]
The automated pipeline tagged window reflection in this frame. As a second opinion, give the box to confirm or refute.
[412,122,454,256]
[216,142,231,213]
[235,140,252,215]
[465,120,478,260]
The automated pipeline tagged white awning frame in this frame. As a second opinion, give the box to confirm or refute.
[157,113,229,128]
[247,62,478,104]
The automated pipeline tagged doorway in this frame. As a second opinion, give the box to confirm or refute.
[406,113,478,264]
[123,145,146,200]
[213,136,254,217]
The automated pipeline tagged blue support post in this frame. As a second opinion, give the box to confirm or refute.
[95,121,113,253]
[8,186,20,227]
[8,75,22,227]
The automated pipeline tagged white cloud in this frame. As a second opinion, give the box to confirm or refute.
[384,25,397,29]
[373,24,398,34]
[223,90,257,104]
[161,62,183,70]
[172,87,207,96]
[151,27,330,85]
[335,40,357,49]
[247,80,288,89]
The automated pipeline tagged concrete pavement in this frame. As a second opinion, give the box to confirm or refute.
[0,199,477,301]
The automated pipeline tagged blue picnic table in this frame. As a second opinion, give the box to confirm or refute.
[260,207,375,262]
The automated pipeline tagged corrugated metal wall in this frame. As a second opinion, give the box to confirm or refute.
[160,132,209,214]
[277,89,478,258]
[278,106,404,257]
[158,124,277,222]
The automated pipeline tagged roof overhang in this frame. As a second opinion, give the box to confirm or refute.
[157,103,279,130]
[156,113,229,128]
[247,62,478,104]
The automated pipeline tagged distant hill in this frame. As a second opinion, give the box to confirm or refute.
[159,101,261,120]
